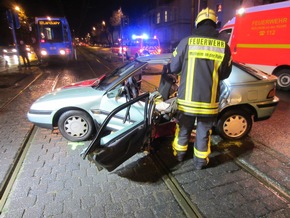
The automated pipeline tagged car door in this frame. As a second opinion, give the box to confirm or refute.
[81,92,154,172]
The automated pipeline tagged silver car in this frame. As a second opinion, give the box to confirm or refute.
[27,53,279,145]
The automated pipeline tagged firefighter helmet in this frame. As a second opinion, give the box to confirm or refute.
[195,8,217,26]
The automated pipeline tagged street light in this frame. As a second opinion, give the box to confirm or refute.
[15,6,20,12]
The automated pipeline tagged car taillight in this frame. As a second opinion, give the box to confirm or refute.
[119,47,127,53]
[267,88,276,98]
[66,48,71,54]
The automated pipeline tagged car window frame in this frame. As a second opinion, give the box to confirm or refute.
[98,61,148,93]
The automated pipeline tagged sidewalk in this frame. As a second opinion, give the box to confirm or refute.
[0,56,39,89]
[0,56,18,74]
[0,54,39,74]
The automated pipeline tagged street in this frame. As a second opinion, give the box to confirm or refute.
[0,47,289,217]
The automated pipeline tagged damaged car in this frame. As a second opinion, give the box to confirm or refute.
[27,53,279,171]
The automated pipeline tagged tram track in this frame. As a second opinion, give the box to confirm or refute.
[152,154,203,218]
[152,139,290,218]
[0,126,36,213]
[227,148,290,203]
[0,72,43,110]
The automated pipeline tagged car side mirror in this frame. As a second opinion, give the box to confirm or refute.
[107,89,119,98]
[107,86,125,98]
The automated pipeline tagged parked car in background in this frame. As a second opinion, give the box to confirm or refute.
[27,53,279,144]
[2,45,18,56]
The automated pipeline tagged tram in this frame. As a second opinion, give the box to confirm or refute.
[35,17,75,62]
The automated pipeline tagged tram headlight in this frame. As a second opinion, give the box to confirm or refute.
[59,49,66,55]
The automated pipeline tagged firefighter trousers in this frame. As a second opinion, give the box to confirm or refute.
[172,112,216,159]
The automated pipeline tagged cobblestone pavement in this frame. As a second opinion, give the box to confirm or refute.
[1,128,186,218]
[0,51,289,218]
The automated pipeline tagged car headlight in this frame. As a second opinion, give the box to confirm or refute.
[41,50,47,56]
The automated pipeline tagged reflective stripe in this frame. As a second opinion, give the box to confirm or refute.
[173,49,177,57]
[185,54,195,101]
[194,130,212,159]
[211,60,220,103]
[194,147,210,158]
[177,105,219,115]
[177,99,219,108]
[173,143,188,151]
[188,49,225,61]
[172,124,188,151]
[188,38,225,48]
[177,98,219,115]
[237,43,290,49]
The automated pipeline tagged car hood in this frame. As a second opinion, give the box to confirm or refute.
[30,86,105,110]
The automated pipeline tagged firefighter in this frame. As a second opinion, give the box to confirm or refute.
[169,8,232,169]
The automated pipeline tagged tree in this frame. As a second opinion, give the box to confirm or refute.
[110,9,123,43]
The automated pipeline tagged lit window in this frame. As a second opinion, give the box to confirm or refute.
[217,4,222,12]
[157,12,160,24]
[165,11,168,22]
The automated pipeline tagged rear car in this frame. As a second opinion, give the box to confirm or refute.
[2,45,17,56]
[216,63,279,140]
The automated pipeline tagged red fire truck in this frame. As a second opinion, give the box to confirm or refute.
[119,34,162,59]
[220,1,290,90]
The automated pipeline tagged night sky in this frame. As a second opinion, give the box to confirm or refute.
[0,0,152,45]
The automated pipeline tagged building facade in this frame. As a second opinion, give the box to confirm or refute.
[134,0,286,52]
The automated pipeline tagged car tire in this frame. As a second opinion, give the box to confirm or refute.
[216,109,252,140]
[58,110,95,142]
[276,68,290,91]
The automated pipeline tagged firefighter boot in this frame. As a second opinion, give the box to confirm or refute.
[173,149,186,162]
[172,133,188,162]
[172,143,188,162]
[194,156,209,170]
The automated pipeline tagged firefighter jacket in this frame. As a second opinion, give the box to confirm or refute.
[170,25,232,117]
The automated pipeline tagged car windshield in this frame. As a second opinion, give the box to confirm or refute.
[97,60,147,90]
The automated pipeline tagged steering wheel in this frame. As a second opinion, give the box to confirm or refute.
[126,76,139,98]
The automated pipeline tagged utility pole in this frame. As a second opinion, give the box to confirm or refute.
[119,8,124,62]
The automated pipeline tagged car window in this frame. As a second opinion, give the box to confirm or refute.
[225,64,258,84]
[99,61,147,90]
[140,63,165,93]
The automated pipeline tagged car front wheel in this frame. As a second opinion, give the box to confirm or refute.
[216,109,252,140]
[58,110,95,142]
